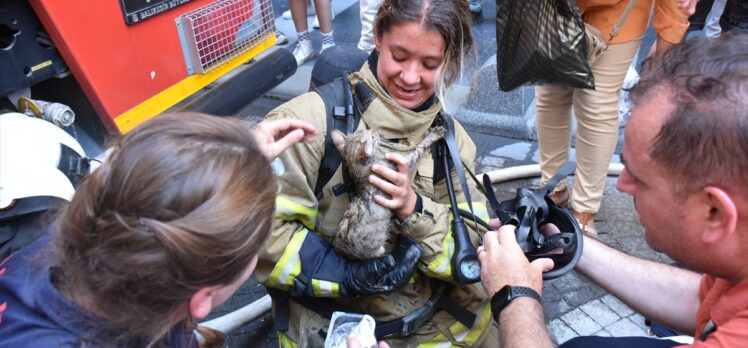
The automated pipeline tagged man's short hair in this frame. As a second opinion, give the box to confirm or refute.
[630,31,748,197]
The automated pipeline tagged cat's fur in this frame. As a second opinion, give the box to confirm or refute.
[330,126,445,259]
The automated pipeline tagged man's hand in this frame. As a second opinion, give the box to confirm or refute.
[253,119,317,161]
[478,225,554,295]
[369,153,418,220]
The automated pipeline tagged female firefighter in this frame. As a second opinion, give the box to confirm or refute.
[256,0,498,346]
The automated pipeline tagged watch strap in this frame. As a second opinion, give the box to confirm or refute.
[491,285,541,321]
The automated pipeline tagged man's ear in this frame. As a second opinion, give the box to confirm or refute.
[189,287,217,319]
[701,186,738,244]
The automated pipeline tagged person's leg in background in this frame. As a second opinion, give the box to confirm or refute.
[283,0,315,19]
[535,84,575,208]
[358,0,383,52]
[570,39,641,235]
[290,0,315,65]
[312,0,335,29]
[313,0,336,53]
[704,0,727,37]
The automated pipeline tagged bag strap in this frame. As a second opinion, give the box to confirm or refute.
[608,0,638,42]
[269,281,475,339]
[312,75,364,201]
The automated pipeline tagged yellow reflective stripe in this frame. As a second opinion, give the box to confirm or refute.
[266,229,307,289]
[418,339,452,348]
[275,196,317,230]
[457,202,489,224]
[277,331,298,348]
[448,300,493,346]
[417,300,492,347]
[311,279,341,297]
[424,229,453,280]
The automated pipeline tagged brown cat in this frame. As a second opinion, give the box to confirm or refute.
[330,126,445,259]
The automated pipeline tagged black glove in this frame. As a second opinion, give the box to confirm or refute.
[343,236,423,296]
[384,235,422,288]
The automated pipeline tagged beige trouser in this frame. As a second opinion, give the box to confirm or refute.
[535,39,641,214]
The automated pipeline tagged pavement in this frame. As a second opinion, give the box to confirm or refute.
[203,1,681,346]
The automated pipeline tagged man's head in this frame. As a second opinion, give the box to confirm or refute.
[617,32,748,279]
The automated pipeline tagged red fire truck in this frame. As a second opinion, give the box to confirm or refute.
[0,0,294,256]
[1,0,294,152]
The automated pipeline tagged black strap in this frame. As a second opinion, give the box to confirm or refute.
[313,80,343,201]
[58,143,90,187]
[480,162,578,255]
[441,115,478,229]
[482,173,512,223]
[312,76,361,201]
[354,81,375,114]
[267,288,291,332]
[543,161,577,195]
[267,283,476,339]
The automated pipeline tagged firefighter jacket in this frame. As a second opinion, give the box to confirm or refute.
[255,61,498,347]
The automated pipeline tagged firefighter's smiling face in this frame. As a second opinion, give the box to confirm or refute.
[375,21,446,110]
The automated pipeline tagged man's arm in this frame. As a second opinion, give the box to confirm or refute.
[479,224,556,348]
[576,236,701,334]
[499,297,555,348]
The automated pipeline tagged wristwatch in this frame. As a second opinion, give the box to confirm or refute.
[490,285,542,321]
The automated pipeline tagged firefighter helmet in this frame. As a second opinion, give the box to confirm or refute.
[0,112,88,215]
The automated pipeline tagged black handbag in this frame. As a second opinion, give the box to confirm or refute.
[495,0,593,91]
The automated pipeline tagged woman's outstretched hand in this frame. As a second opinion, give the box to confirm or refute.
[253,119,317,161]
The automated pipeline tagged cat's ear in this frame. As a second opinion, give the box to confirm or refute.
[364,137,376,158]
[331,129,347,153]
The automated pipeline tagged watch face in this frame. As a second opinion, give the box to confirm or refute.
[460,259,481,279]
[497,285,512,301]
[491,285,513,320]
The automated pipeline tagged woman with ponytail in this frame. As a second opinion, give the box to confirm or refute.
[0,113,316,347]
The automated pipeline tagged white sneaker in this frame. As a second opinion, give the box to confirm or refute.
[321,42,335,54]
[312,9,335,29]
[275,31,289,45]
[293,42,316,66]
[282,3,316,19]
